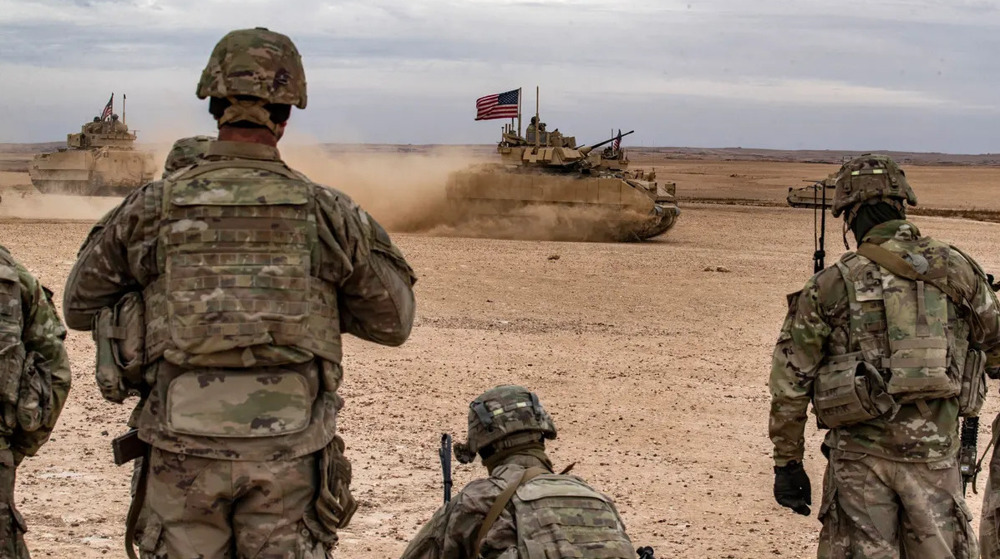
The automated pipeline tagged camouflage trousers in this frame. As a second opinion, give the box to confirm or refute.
[818,449,976,559]
[979,425,1000,558]
[135,447,333,559]
[0,448,28,559]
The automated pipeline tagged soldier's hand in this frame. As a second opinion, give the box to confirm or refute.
[773,461,811,516]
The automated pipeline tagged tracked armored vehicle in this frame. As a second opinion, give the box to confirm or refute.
[28,116,156,196]
[446,124,679,241]
[787,175,835,209]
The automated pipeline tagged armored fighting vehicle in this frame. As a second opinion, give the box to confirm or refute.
[28,115,156,196]
[787,175,835,209]
[446,123,680,241]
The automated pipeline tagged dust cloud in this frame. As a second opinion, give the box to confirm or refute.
[280,145,662,242]
[1,134,665,242]
[0,191,120,221]
[281,145,484,231]
[420,202,660,242]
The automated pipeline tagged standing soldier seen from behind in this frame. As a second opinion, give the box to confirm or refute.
[61,27,416,559]
[0,247,71,559]
[768,154,1000,558]
[400,385,635,559]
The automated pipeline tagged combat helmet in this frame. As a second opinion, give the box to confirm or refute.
[162,135,215,177]
[454,385,557,464]
[831,154,917,220]
[198,27,306,107]
[197,27,307,133]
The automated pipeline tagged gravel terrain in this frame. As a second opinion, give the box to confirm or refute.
[4,158,1000,558]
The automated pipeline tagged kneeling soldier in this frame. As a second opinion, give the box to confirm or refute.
[401,385,635,559]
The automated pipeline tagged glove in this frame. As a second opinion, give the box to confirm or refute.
[774,461,811,516]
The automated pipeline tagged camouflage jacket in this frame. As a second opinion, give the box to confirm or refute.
[61,140,416,459]
[769,220,1000,466]
[400,453,632,559]
[0,245,71,459]
[401,454,553,559]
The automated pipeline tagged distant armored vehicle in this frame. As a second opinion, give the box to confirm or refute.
[28,114,155,196]
[446,122,679,241]
[787,176,835,209]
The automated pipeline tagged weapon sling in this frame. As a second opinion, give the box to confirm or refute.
[472,467,547,559]
[855,243,965,306]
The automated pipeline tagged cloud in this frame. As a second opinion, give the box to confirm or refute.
[1,0,999,151]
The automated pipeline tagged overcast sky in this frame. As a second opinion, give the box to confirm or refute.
[1,0,999,152]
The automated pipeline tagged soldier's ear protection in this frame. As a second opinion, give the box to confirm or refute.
[454,442,476,464]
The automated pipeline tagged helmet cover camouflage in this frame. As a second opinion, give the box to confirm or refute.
[162,135,214,177]
[197,27,307,109]
[454,385,557,464]
[831,154,917,218]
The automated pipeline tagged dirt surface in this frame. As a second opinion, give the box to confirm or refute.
[5,155,1000,558]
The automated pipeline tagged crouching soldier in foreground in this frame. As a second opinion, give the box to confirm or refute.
[0,246,71,558]
[401,385,636,559]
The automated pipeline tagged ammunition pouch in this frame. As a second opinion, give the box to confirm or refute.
[959,348,988,418]
[304,435,357,542]
[93,292,146,403]
[15,352,53,433]
[0,343,25,433]
[883,336,957,403]
[813,353,896,429]
[0,344,54,434]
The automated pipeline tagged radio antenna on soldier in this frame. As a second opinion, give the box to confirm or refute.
[813,180,827,274]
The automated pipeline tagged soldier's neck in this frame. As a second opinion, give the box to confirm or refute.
[485,447,554,475]
[217,126,280,147]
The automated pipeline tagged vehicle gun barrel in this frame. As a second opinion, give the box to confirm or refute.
[579,130,634,155]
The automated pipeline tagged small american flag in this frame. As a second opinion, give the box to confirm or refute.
[612,129,622,151]
[475,89,519,121]
[100,93,114,121]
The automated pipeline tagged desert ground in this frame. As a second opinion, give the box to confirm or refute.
[5,145,1000,558]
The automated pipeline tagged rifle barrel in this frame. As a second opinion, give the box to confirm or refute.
[440,433,453,503]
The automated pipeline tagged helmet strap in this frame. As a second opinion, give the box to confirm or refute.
[219,97,281,135]
[842,207,856,250]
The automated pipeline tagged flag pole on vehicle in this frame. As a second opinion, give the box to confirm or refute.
[517,87,522,137]
[534,86,540,150]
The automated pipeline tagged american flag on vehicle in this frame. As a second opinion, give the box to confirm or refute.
[100,93,114,121]
[475,89,519,120]
[612,129,622,151]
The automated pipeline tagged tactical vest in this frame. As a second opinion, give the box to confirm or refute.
[143,159,342,367]
[814,234,979,428]
[486,468,635,559]
[140,160,342,442]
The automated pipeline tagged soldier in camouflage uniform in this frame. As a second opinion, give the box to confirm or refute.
[161,135,214,178]
[769,154,1000,558]
[62,27,416,559]
[400,385,635,559]
[0,246,72,559]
